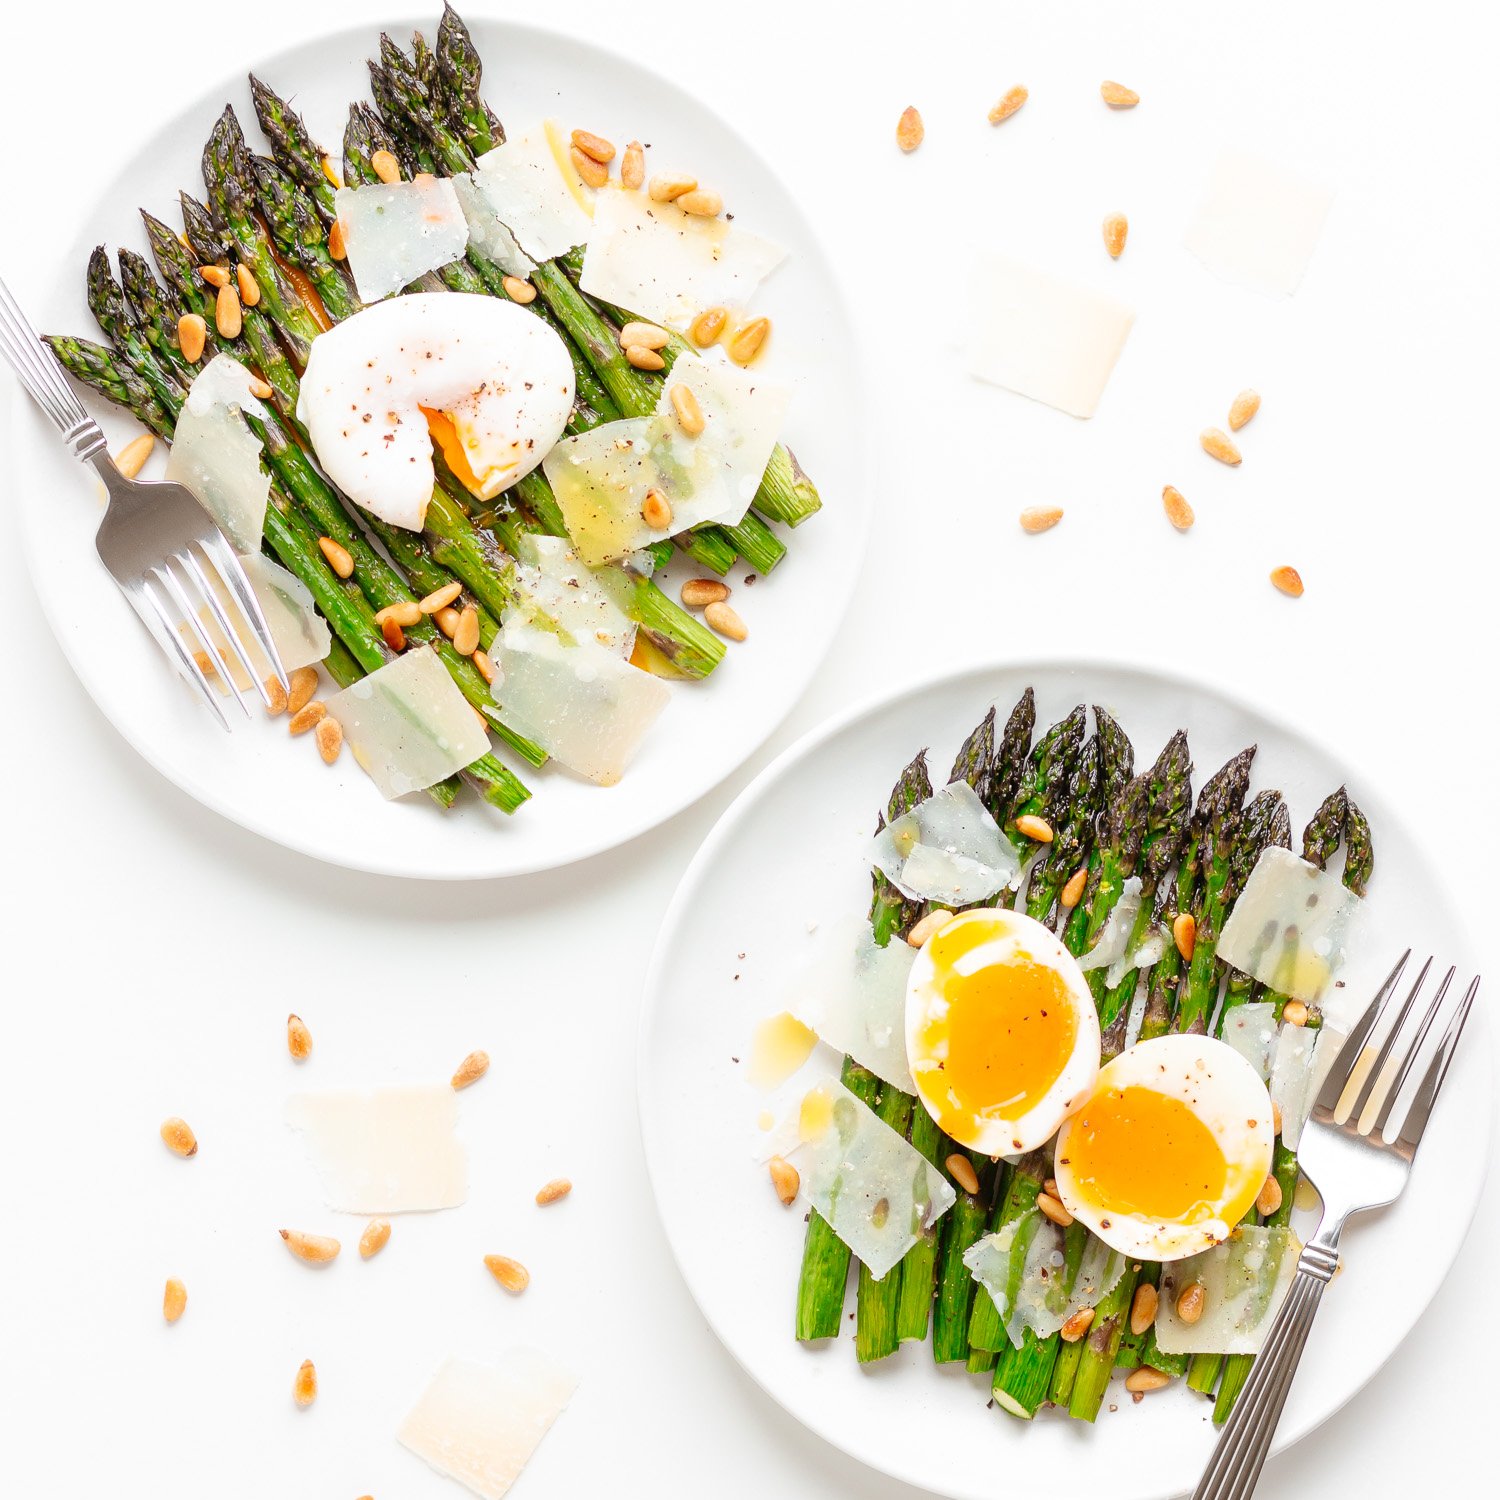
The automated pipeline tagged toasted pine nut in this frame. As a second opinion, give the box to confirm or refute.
[359,1219,391,1259]
[264,676,288,716]
[434,606,461,638]
[1282,999,1309,1026]
[690,306,728,347]
[247,375,274,400]
[1229,389,1261,431]
[704,600,747,641]
[677,188,722,217]
[451,1050,490,1090]
[1044,1178,1060,1198]
[1273,1101,1284,1134]
[626,344,666,371]
[989,85,1029,125]
[160,1118,197,1157]
[114,433,155,479]
[1125,1366,1172,1394]
[570,145,609,188]
[1103,212,1129,259]
[200,264,229,288]
[1019,505,1064,534]
[1061,868,1088,909]
[621,140,645,190]
[216,282,242,339]
[1256,1174,1283,1216]
[907,908,955,947]
[287,1013,312,1060]
[571,128,615,164]
[484,1254,530,1293]
[381,616,406,652]
[286,665,319,715]
[375,601,422,629]
[1061,1308,1095,1342]
[236,262,261,308]
[1171,912,1195,961]
[419,581,462,614]
[412,171,435,187]
[1130,1282,1159,1336]
[1015,814,1054,843]
[535,1177,573,1206]
[473,649,496,685]
[318,536,354,579]
[1163,485,1195,531]
[193,651,216,679]
[768,1155,800,1205]
[680,577,729,608]
[896,105,925,152]
[293,1359,318,1407]
[619,320,670,350]
[727,317,770,365]
[328,219,347,261]
[946,1153,981,1196]
[502,274,537,305]
[1270,565,1304,598]
[163,1278,188,1323]
[1200,427,1242,465]
[452,605,480,656]
[649,172,697,202]
[642,489,674,530]
[178,313,207,363]
[314,717,342,765]
[1101,81,1140,108]
[1176,1282,1206,1325]
[670,383,705,436]
[1037,1192,1073,1227]
[280,1229,340,1264]
[370,148,401,185]
[288,701,325,736]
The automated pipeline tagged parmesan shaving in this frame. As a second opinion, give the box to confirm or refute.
[1156,1226,1299,1355]
[334,177,469,302]
[1077,879,1143,974]
[512,534,636,658]
[869,781,1018,905]
[1269,1021,1318,1150]
[1220,1001,1280,1081]
[460,122,595,273]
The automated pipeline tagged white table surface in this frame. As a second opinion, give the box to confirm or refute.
[1,2,1493,1496]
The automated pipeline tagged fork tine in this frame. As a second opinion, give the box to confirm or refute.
[137,574,231,731]
[1357,967,1453,1136]
[195,533,289,694]
[1384,974,1481,1149]
[177,548,272,709]
[1331,954,1429,1124]
[152,564,249,720]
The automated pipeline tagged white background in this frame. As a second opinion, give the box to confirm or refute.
[0,2,1494,1497]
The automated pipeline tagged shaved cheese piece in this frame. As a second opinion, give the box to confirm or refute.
[869,781,1018,905]
[323,648,489,800]
[1077,879,1143,974]
[1221,1001,1280,1081]
[335,177,469,302]
[1185,150,1333,297]
[1109,927,1167,991]
[165,355,269,553]
[236,554,330,672]
[967,253,1135,418]
[460,122,594,273]
[785,915,917,1094]
[579,187,786,331]
[1270,1021,1318,1150]
[452,173,535,279]
[1156,1226,1298,1355]
[398,1351,577,1500]
[1218,847,1364,1004]
[286,1083,466,1212]
[787,1075,955,1280]
[511,534,635,657]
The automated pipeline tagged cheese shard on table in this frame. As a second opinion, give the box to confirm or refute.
[869,781,1018,905]
[1155,1227,1299,1355]
[323,648,490,801]
[1217,846,1364,1005]
[1185,149,1333,297]
[967,253,1135,418]
[164,355,269,554]
[335,178,470,302]
[787,1076,956,1281]
[580,187,786,331]
[286,1083,466,1213]
[398,1351,578,1500]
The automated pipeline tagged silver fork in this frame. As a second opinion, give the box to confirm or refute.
[0,275,287,728]
[1193,951,1481,1500]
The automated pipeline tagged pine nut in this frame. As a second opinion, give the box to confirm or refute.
[626,344,665,370]
[451,1050,490,1090]
[1061,1308,1095,1342]
[649,173,697,202]
[1016,814,1053,843]
[247,375,274,400]
[946,1153,980,1196]
[381,616,406,652]
[293,1359,318,1407]
[193,651,216,679]
[1130,1282,1159,1335]
[1200,427,1242,465]
[619,321,670,350]
[1173,912,1196,961]
[1061,867,1088,909]
[280,1229,341,1264]
[370,148,401,185]
[114,432,155,479]
[1282,999,1309,1026]
[1037,1192,1073,1227]
[1176,1281,1206,1325]
[215,282,242,339]
[178,313,207,363]
[160,1118,197,1157]
[473,649,496,685]
[1273,1101,1284,1135]
[1163,485,1195,531]
[200,264,229,288]
[704,600,747,641]
[318,536,354,579]
[1044,1178,1060,1198]
[571,128,615,164]
[236,262,261,308]
[670,383,705,436]
[264,676,288,716]
[163,1278,188,1323]
[418,582,462,614]
[286,665,319,715]
[896,105,925,152]
[535,1177,573,1206]
[727,317,770,364]
[288,701,325,736]
[484,1254,530,1293]
[359,1219,391,1259]
[677,188,723,217]
[452,605,480,656]
[1103,212,1129,259]
[315,717,342,765]
[768,1155,800,1205]
[287,1013,312,1060]
[434,606,461,638]
[989,86,1029,125]
[641,489,674,530]
[1125,1367,1172,1394]
[907,908,955,947]
[1270,565,1304,598]
[1019,505,1064,534]
[1256,1174,1283,1216]
[376,601,422,629]
[680,578,729,608]
[328,219,347,260]
[570,145,609,188]
[502,274,536,305]
[621,140,645,190]
[690,306,728,347]
[1101,81,1140,108]
[1229,389,1261,431]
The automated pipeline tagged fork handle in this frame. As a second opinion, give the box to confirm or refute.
[1191,1229,1343,1500]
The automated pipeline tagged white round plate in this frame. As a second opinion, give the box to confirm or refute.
[9,16,865,879]
[639,659,1490,1500]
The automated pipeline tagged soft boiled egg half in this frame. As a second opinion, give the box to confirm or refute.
[297,293,574,531]
[905,909,1100,1156]
[1053,1033,1274,1261]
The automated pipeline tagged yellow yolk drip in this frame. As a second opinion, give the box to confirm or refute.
[747,1012,816,1091]
[797,1084,835,1142]
[543,119,597,219]
[422,408,486,497]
